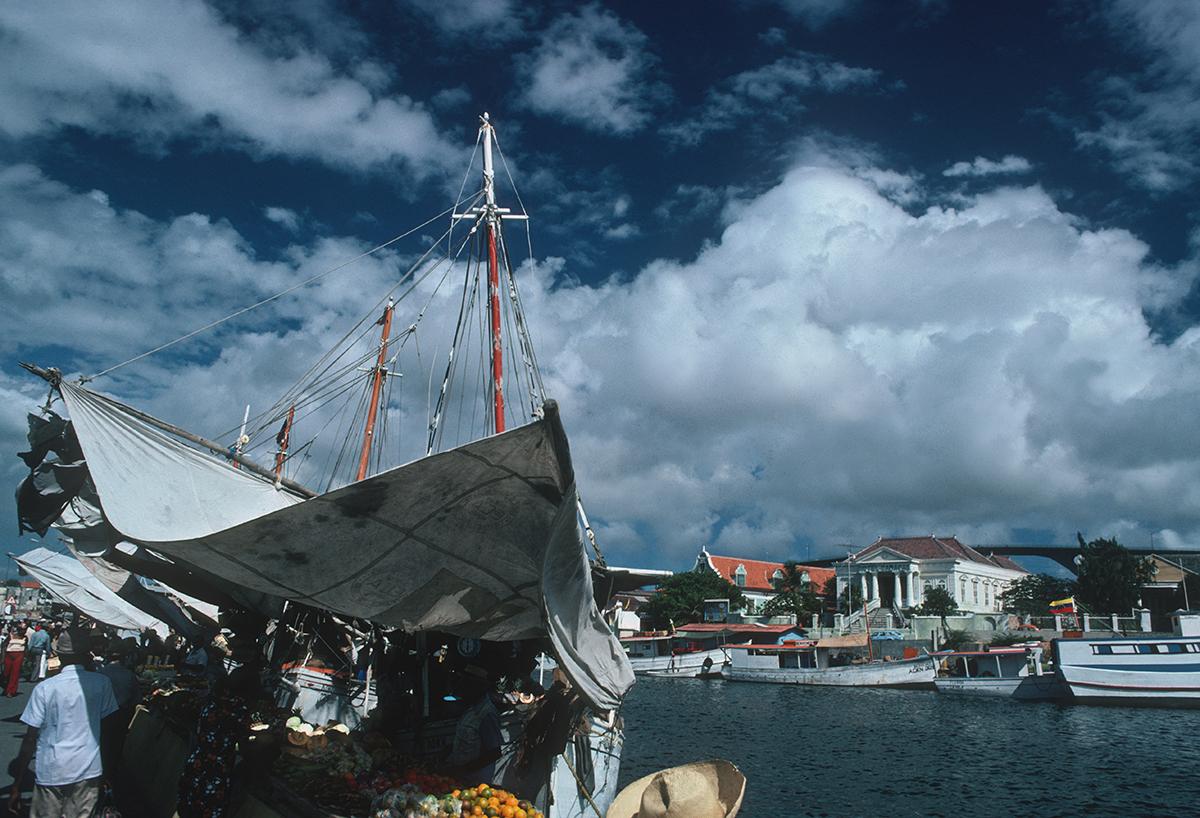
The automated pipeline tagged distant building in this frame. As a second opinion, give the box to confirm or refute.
[1142,554,1198,626]
[694,548,836,615]
[836,535,1028,614]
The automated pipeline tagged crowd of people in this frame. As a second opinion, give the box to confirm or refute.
[1,614,206,818]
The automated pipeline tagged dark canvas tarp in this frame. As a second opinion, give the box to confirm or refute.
[59,383,634,710]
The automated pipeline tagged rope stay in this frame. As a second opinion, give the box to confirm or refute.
[85,197,475,384]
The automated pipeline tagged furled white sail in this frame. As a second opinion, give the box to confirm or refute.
[60,382,304,541]
[59,383,634,710]
[14,547,168,635]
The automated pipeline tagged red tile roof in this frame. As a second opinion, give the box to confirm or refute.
[699,551,836,592]
[983,553,1026,572]
[675,623,800,633]
[854,536,1027,574]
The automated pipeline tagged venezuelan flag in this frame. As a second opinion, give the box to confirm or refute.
[1049,596,1075,614]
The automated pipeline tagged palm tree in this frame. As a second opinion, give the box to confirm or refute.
[762,562,824,624]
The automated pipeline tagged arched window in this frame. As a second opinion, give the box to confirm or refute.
[800,571,811,586]
[771,569,784,589]
[959,578,967,600]
[734,565,747,588]
[972,578,979,603]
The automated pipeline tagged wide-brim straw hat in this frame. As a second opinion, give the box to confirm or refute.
[607,760,745,818]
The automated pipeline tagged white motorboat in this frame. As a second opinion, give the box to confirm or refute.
[622,632,728,677]
[1053,635,1200,707]
[723,635,936,687]
[933,645,1065,700]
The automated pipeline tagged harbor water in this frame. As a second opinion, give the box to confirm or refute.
[617,676,1200,818]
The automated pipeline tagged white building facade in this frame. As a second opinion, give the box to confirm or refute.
[835,536,1027,614]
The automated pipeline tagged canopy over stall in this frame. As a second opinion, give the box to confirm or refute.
[13,546,168,635]
[56,382,634,710]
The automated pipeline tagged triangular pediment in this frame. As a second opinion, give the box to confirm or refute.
[858,547,912,563]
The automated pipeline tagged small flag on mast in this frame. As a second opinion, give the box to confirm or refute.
[1049,596,1076,614]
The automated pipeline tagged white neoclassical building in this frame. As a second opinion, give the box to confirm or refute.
[835,536,1027,614]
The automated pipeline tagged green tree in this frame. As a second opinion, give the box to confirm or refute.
[914,586,960,630]
[1074,534,1153,613]
[821,576,860,613]
[762,562,824,621]
[640,569,747,629]
[999,573,1077,617]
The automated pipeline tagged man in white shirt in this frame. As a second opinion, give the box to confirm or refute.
[8,628,120,818]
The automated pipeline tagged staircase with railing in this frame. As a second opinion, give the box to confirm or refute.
[843,598,882,633]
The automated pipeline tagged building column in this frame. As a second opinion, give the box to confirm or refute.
[893,573,902,608]
[912,573,921,606]
[860,573,868,602]
[870,573,879,601]
[906,572,915,607]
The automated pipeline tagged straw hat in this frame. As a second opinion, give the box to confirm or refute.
[607,760,745,818]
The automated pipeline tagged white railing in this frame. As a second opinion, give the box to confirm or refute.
[1028,613,1144,633]
[841,597,881,632]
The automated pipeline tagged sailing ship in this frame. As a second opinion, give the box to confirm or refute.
[15,113,634,816]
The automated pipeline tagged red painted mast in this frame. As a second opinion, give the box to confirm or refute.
[274,404,295,481]
[357,299,395,481]
[481,114,505,434]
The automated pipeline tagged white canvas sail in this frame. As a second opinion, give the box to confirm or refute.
[61,382,305,541]
[14,547,168,635]
[59,382,634,710]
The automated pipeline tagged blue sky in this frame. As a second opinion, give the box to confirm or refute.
[3,0,1200,572]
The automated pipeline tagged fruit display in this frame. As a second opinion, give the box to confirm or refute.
[266,715,544,818]
[455,786,542,818]
[370,785,462,818]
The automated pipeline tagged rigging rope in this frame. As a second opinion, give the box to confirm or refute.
[85,196,478,383]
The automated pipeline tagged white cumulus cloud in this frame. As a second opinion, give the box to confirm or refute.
[517,5,667,135]
[664,53,881,146]
[5,151,1200,569]
[1078,0,1200,192]
[0,1,463,175]
[943,155,1033,178]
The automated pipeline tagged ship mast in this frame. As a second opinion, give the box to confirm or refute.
[356,299,395,481]
[481,113,505,434]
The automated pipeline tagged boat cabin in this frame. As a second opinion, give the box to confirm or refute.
[727,641,820,670]
[621,633,675,660]
[935,646,1043,679]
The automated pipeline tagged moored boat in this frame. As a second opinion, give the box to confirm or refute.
[933,645,1065,701]
[723,634,936,687]
[1053,635,1200,707]
[623,632,728,677]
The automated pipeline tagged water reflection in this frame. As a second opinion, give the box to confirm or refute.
[618,677,1200,817]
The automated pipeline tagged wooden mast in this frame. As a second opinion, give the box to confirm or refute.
[481,113,505,434]
[356,299,395,481]
[274,404,295,481]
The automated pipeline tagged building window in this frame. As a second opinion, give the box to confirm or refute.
[972,579,979,603]
[771,569,784,590]
[960,578,966,600]
[800,571,810,586]
[734,565,746,588]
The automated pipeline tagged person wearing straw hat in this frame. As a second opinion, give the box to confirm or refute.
[8,627,120,818]
[606,760,745,818]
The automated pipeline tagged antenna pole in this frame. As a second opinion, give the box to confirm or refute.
[481,113,506,434]
[357,300,395,481]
